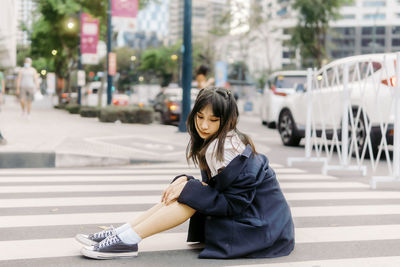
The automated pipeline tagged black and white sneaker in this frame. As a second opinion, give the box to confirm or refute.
[81,234,138,259]
[75,226,116,246]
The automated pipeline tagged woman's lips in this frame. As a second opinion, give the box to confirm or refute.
[199,129,209,136]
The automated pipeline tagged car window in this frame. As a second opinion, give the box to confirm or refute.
[275,75,307,89]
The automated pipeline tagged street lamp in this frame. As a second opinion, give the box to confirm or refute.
[67,21,75,30]
[171,54,178,61]
[130,55,137,61]
[41,70,47,76]
[51,50,58,56]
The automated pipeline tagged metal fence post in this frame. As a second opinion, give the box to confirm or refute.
[393,53,400,178]
[341,63,350,166]
[370,52,400,188]
[287,68,327,167]
[322,62,367,176]
[305,68,313,158]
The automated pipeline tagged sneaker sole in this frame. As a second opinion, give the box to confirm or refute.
[81,246,138,259]
[75,234,98,246]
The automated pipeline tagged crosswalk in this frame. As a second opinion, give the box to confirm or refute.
[1,163,400,266]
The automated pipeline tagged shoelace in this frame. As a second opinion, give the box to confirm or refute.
[92,226,114,239]
[97,235,121,249]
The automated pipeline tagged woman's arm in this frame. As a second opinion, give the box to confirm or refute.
[177,174,257,217]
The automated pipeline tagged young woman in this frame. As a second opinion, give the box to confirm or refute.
[76,87,295,259]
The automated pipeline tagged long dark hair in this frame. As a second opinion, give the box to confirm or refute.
[186,87,256,172]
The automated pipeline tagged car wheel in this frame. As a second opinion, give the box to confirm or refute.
[278,110,301,146]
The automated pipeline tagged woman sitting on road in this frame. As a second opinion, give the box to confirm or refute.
[75,87,295,260]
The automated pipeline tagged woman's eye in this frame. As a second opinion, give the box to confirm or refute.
[197,116,204,119]
[210,119,219,122]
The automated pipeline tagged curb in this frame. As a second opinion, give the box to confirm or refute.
[0,152,170,169]
[0,152,55,168]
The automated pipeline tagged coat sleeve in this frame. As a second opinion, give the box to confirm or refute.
[170,174,195,183]
[177,173,258,216]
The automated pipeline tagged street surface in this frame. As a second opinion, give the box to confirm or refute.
[1,98,400,266]
[1,160,400,266]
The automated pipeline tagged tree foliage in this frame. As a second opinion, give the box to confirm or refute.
[139,43,180,87]
[30,0,150,79]
[290,0,353,68]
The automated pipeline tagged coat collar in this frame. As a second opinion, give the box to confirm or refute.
[207,144,253,191]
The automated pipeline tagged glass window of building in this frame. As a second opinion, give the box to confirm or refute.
[392,39,400,46]
[363,14,386,20]
[341,14,356,19]
[362,38,373,47]
[393,26,400,35]
[376,26,385,35]
[363,1,386,7]
[333,27,355,36]
[362,27,373,35]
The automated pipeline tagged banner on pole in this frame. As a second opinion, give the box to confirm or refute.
[81,13,99,64]
[112,0,138,18]
[108,52,117,76]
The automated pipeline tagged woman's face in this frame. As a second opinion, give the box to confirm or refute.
[195,104,220,140]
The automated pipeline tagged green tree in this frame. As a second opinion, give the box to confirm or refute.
[139,43,180,87]
[29,0,151,98]
[115,46,139,91]
[290,0,353,68]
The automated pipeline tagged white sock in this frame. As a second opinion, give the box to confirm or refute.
[118,227,142,245]
[115,223,131,234]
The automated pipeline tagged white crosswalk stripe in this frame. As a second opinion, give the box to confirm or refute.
[0,164,399,266]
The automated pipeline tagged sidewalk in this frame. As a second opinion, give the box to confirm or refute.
[0,95,190,168]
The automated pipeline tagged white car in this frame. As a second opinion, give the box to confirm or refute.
[277,53,396,156]
[260,70,307,128]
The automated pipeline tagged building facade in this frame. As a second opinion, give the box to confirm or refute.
[0,0,17,68]
[16,0,37,46]
[216,0,400,75]
[116,0,169,49]
[168,0,229,45]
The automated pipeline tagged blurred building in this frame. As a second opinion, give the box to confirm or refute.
[168,0,229,45]
[16,0,38,46]
[326,0,400,58]
[216,0,400,74]
[115,0,169,49]
[214,0,298,75]
[0,0,17,68]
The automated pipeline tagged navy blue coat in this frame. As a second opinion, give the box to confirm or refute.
[175,145,295,259]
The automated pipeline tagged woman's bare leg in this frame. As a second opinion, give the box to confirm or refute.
[20,99,25,112]
[26,100,32,114]
[132,201,195,239]
[129,203,164,227]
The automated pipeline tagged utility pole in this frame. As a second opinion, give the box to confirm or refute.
[178,0,192,132]
[77,8,82,105]
[107,0,113,105]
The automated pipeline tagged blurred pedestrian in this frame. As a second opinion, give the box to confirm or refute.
[0,68,4,110]
[16,57,39,117]
[75,87,294,260]
[195,65,215,89]
[0,69,6,145]
[0,131,6,145]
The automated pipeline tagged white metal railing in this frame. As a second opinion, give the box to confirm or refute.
[288,53,400,189]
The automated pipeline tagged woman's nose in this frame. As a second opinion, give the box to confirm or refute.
[201,120,208,129]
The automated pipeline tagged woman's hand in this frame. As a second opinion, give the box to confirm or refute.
[162,177,188,205]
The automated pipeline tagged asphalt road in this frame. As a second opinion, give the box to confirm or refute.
[1,115,400,266]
